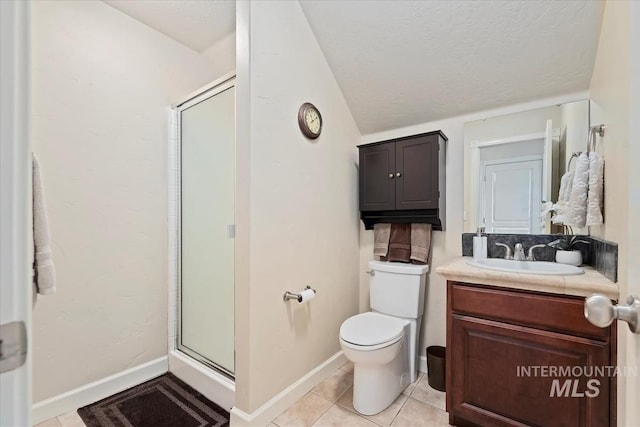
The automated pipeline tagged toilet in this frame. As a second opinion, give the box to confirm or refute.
[339,260,429,415]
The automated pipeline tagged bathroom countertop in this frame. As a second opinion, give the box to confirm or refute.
[436,256,619,300]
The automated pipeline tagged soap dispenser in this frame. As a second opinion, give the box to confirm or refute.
[473,228,487,259]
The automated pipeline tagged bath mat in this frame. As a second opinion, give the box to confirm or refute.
[77,373,229,427]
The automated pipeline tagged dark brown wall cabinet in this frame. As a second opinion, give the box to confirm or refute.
[358,130,447,230]
[447,282,616,427]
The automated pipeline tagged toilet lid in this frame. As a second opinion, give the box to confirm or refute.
[340,312,404,346]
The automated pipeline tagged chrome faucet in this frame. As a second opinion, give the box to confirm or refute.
[526,244,546,261]
[495,242,512,260]
[513,243,526,261]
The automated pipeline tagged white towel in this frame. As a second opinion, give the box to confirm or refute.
[565,152,590,228]
[586,151,604,225]
[33,154,56,295]
[552,169,574,224]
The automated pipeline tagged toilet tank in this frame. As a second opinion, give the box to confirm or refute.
[368,260,429,318]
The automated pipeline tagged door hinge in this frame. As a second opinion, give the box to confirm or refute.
[0,321,27,374]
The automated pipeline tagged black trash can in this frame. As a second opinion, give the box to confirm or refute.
[426,345,446,392]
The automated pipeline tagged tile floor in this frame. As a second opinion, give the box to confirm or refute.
[36,362,448,427]
[270,361,449,427]
[35,411,86,427]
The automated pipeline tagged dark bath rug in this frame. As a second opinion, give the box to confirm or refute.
[78,373,229,427]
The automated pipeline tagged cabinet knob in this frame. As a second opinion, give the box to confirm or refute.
[396,172,402,178]
[388,173,394,179]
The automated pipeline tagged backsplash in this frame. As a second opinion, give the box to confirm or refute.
[461,233,618,282]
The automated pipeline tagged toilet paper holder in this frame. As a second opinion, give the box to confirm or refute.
[283,286,316,302]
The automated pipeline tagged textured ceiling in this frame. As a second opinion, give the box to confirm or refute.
[300,0,605,135]
[102,0,235,52]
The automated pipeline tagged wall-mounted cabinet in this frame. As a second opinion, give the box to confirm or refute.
[358,131,447,230]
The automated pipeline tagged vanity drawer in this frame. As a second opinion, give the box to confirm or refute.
[448,282,609,340]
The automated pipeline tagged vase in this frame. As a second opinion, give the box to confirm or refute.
[555,250,582,266]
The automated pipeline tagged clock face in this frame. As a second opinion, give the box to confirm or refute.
[305,107,321,134]
[298,103,322,139]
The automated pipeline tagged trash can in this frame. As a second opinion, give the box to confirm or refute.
[426,345,446,392]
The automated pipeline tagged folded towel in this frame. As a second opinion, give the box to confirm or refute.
[373,223,391,258]
[586,151,604,225]
[382,223,411,263]
[33,154,56,295]
[410,224,431,264]
[565,152,590,228]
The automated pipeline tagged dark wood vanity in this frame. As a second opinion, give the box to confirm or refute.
[446,281,616,427]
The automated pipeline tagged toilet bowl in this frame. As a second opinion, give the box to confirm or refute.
[339,312,409,415]
[339,261,429,415]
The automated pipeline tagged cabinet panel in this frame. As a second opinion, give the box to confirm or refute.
[450,315,611,427]
[359,143,395,211]
[395,136,439,210]
[449,282,608,340]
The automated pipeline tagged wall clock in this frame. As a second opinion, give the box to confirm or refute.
[298,102,322,139]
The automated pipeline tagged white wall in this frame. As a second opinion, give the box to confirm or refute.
[627,2,640,424]
[201,32,236,79]
[234,0,361,413]
[588,1,636,425]
[359,92,589,360]
[30,0,214,402]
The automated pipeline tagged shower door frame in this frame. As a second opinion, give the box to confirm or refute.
[173,74,236,380]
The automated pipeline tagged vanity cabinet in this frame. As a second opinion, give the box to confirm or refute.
[358,131,446,230]
[447,281,616,427]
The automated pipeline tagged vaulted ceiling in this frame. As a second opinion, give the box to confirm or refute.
[299,0,604,134]
[102,0,235,52]
[102,0,604,135]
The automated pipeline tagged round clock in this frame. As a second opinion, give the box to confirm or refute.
[298,102,322,139]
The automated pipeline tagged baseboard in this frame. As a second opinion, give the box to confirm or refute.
[230,351,347,427]
[419,355,428,374]
[32,356,168,424]
[169,350,235,411]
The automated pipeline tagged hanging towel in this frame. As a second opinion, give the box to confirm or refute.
[33,154,56,295]
[410,223,432,264]
[565,152,590,228]
[552,169,574,224]
[586,151,604,225]
[382,223,411,263]
[373,223,391,258]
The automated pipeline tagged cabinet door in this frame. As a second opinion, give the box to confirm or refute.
[359,142,395,211]
[449,315,611,427]
[395,135,438,210]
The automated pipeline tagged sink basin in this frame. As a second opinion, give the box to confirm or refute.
[467,258,584,276]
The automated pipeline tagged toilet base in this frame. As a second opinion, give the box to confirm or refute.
[352,346,409,415]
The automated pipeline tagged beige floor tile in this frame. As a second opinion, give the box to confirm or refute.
[336,387,407,426]
[390,397,448,427]
[410,374,446,410]
[56,411,86,427]
[339,361,354,373]
[34,419,61,427]
[402,372,424,396]
[312,405,378,427]
[311,369,353,402]
[273,392,333,427]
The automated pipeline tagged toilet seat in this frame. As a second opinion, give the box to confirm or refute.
[340,312,405,349]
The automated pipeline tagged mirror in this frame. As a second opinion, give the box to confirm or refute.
[463,100,589,234]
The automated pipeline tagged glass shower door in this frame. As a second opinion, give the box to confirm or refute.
[178,82,235,376]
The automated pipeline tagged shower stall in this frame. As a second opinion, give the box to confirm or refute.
[168,74,236,410]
